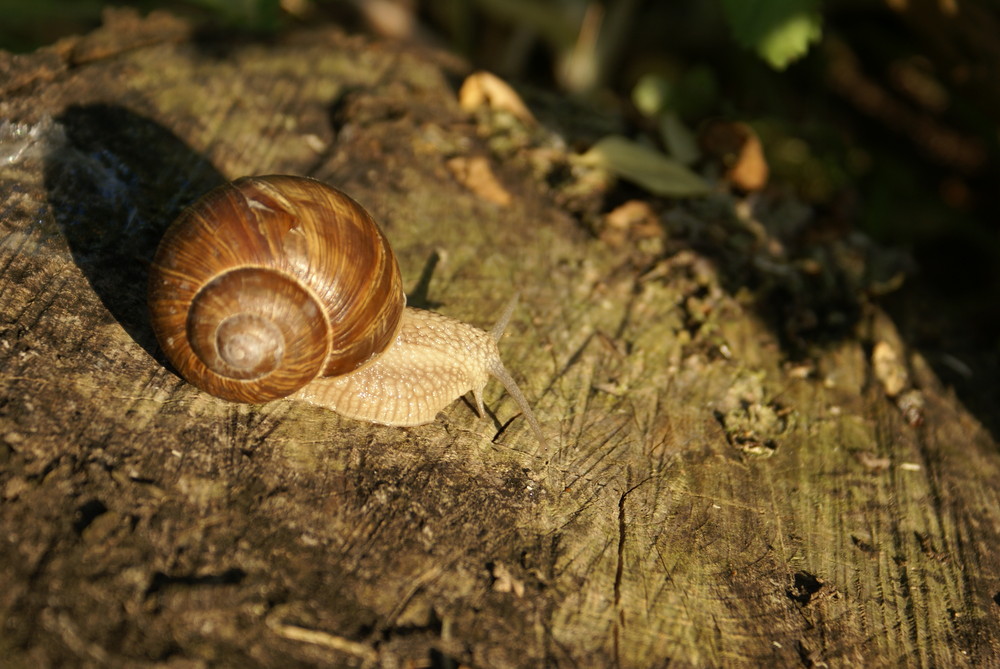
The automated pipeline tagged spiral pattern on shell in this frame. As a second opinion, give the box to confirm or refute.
[148,175,404,403]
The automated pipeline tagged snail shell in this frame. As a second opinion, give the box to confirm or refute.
[148,175,545,445]
[149,175,404,402]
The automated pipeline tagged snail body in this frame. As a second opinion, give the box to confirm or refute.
[148,175,544,445]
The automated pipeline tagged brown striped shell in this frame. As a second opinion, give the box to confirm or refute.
[148,175,404,403]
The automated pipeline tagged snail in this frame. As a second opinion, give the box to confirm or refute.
[148,174,545,446]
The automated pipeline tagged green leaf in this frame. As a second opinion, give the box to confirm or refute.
[632,73,673,118]
[658,112,700,166]
[579,136,711,197]
[720,0,822,70]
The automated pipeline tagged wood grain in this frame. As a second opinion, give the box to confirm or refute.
[1,9,998,667]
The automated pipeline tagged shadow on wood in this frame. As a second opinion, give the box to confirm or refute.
[43,103,225,358]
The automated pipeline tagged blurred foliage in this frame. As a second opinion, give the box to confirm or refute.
[720,0,823,70]
[1,0,997,296]
[576,135,710,197]
[1,1,996,240]
[0,0,286,50]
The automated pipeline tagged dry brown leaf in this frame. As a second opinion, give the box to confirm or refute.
[446,155,512,206]
[601,200,660,247]
[699,120,769,192]
[490,562,525,597]
[458,71,536,125]
[872,340,909,397]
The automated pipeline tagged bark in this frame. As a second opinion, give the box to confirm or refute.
[1,9,998,668]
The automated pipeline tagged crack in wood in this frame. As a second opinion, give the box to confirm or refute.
[612,476,649,669]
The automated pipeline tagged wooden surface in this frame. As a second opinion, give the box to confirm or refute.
[2,9,999,667]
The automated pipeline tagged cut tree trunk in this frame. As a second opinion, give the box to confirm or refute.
[1,9,998,668]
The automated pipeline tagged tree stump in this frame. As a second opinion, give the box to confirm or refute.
[1,9,998,667]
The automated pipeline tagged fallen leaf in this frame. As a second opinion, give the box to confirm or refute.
[458,71,536,125]
[491,562,525,597]
[699,120,769,191]
[601,200,660,248]
[658,112,700,165]
[446,155,512,206]
[872,340,908,397]
[578,135,711,197]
